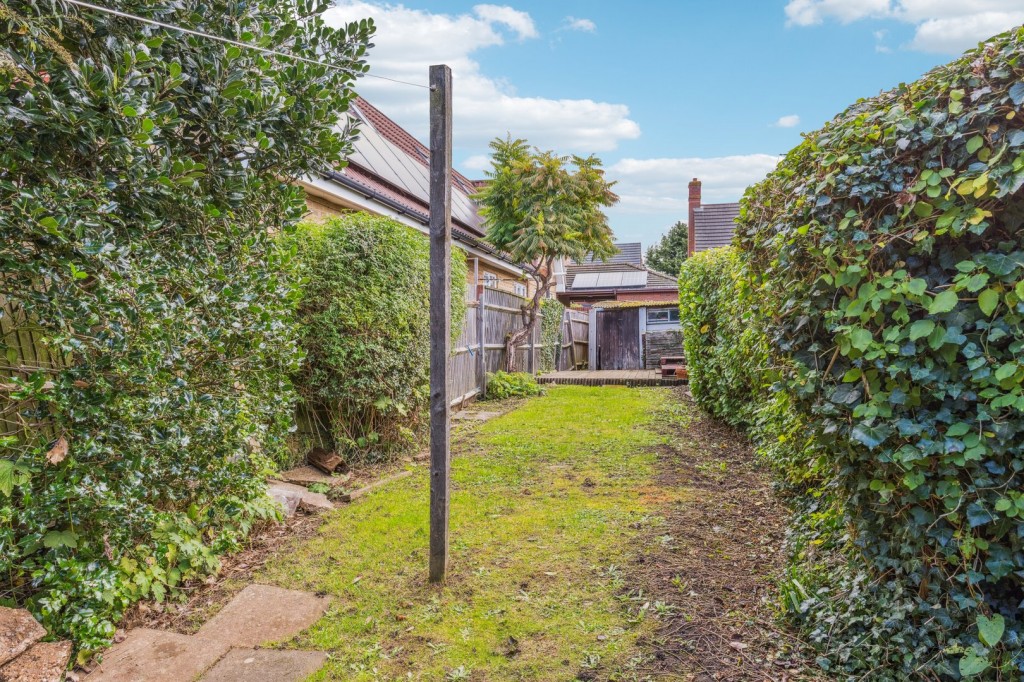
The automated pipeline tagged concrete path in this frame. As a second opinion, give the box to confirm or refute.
[86,585,330,682]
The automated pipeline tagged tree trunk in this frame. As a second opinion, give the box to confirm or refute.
[503,259,554,373]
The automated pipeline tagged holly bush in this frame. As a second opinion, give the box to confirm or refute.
[0,0,372,656]
[684,27,1024,679]
[286,215,467,463]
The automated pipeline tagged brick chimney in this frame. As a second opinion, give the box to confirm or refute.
[687,178,701,255]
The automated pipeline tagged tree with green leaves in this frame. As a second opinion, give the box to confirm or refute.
[475,137,618,371]
[0,0,372,654]
[646,220,688,276]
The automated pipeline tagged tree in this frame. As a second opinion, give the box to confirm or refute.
[0,0,372,653]
[475,137,618,371]
[646,221,688,276]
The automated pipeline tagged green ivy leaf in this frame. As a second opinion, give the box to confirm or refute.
[42,529,79,549]
[959,651,989,678]
[849,328,873,351]
[929,290,958,314]
[977,613,1005,647]
[909,319,935,341]
[122,105,138,117]
[978,288,999,316]
[966,135,985,154]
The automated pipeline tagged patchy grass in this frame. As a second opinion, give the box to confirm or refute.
[259,386,675,681]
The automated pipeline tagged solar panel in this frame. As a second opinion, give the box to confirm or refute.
[570,270,649,289]
[571,272,601,289]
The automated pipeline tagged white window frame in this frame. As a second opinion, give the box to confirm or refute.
[483,272,499,289]
[646,308,679,324]
[514,282,527,298]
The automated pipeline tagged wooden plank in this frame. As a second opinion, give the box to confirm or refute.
[428,63,453,585]
[339,469,413,503]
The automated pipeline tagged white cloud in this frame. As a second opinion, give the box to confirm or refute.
[564,16,597,33]
[774,114,801,128]
[462,154,492,172]
[608,154,782,214]
[472,4,538,40]
[784,0,1024,53]
[323,2,640,164]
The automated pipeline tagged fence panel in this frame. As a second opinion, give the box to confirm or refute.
[557,309,590,370]
[1,295,63,444]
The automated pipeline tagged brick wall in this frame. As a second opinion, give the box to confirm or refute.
[305,196,347,221]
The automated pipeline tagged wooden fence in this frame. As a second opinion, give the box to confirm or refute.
[449,287,544,406]
[556,309,590,371]
[0,295,62,443]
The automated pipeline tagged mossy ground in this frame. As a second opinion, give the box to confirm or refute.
[259,385,682,680]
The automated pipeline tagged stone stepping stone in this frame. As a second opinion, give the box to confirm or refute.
[85,629,229,682]
[0,640,72,682]
[0,607,46,667]
[196,585,330,648]
[267,481,333,517]
[199,648,326,682]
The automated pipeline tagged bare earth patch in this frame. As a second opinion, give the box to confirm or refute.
[632,389,820,681]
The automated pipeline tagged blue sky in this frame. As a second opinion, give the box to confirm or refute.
[325,0,1024,249]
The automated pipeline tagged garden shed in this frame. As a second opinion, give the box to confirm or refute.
[586,301,683,370]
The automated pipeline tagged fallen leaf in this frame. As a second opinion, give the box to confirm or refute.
[728,641,748,651]
[46,436,68,465]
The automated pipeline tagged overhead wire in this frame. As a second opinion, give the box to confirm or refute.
[61,0,431,90]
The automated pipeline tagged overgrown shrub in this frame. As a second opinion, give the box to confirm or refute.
[539,298,566,372]
[484,371,544,400]
[0,0,372,656]
[684,27,1024,679]
[286,215,467,463]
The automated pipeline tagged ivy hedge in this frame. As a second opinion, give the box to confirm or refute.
[0,0,372,657]
[539,298,565,372]
[286,215,467,464]
[682,27,1024,679]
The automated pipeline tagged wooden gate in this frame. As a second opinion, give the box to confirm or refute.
[596,308,640,370]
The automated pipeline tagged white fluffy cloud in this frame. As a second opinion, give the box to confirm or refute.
[785,0,1024,52]
[565,16,597,33]
[607,155,782,214]
[774,114,801,128]
[323,2,640,163]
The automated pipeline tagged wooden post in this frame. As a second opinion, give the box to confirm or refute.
[428,64,452,584]
[566,310,577,369]
[476,263,486,398]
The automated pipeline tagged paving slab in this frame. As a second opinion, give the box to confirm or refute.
[0,607,46,667]
[279,466,350,488]
[195,585,330,648]
[453,410,502,422]
[267,481,333,513]
[0,640,72,682]
[85,628,229,682]
[199,648,326,682]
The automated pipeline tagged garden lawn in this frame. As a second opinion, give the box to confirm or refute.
[259,386,681,681]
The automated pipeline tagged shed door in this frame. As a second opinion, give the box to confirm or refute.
[597,308,641,370]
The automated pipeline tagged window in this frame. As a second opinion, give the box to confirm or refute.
[483,272,499,289]
[514,282,527,298]
[646,308,679,324]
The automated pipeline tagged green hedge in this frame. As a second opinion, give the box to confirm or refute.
[684,28,1024,679]
[0,0,371,657]
[286,215,467,463]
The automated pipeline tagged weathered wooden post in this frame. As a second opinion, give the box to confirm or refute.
[428,64,452,584]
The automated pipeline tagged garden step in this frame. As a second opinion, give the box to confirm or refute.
[266,481,333,516]
[85,628,230,682]
[0,607,46,667]
[0,640,73,682]
[195,585,330,648]
[198,648,326,682]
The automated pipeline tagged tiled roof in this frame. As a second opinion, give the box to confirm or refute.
[580,242,643,266]
[693,203,740,252]
[326,98,485,237]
